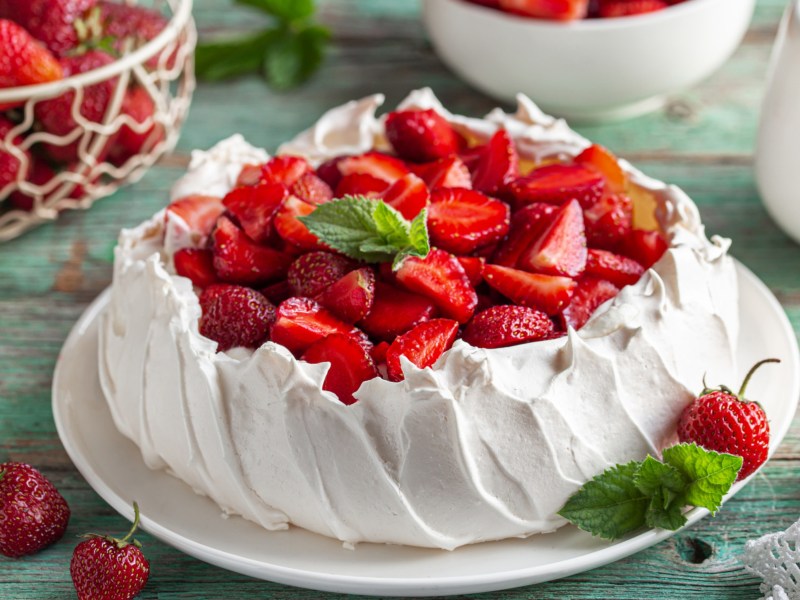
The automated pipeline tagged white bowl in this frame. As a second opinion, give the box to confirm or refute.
[422,0,755,122]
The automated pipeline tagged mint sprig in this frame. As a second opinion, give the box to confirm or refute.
[195,0,329,90]
[298,196,430,270]
[558,443,742,540]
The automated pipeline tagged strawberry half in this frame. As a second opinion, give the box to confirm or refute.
[386,318,459,382]
[492,202,558,267]
[395,248,478,323]
[470,129,519,195]
[498,0,589,20]
[174,248,219,289]
[584,193,633,251]
[317,267,376,323]
[302,333,378,405]
[457,256,486,287]
[338,152,410,185]
[575,144,627,193]
[199,284,276,351]
[463,305,554,348]
[291,172,333,205]
[358,281,437,341]
[519,199,587,277]
[222,182,288,244]
[508,164,605,208]
[385,108,460,163]
[260,155,313,187]
[585,248,645,287]
[336,173,390,198]
[212,216,293,285]
[428,188,510,255]
[381,173,430,220]
[274,195,326,251]
[287,251,355,298]
[483,264,576,314]
[622,229,668,269]
[270,297,368,355]
[166,195,225,237]
[561,276,620,329]
[411,155,472,190]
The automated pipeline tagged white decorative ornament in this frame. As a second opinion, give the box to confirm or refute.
[743,520,800,600]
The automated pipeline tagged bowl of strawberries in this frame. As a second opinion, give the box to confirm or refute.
[422,0,755,121]
[0,0,195,241]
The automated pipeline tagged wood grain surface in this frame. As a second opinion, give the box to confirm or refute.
[1,0,799,598]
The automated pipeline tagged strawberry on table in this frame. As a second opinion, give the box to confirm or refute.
[0,462,70,557]
[199,284,276,351]
[499,0,589,20]
[358,281,437,341]
[212,215,293,285]
[173,248,219,289]
[483,263,576,314]
[271,297,369,355]
[508,164,606,209]
[463,305,554,348]
[222,182,288,244]
[585,248,645,287]
[428,187,510,255]
[316,267,376,323]
[302,333,378,405]
[287,250,355,298]
[561,276,619,329]
[0,19,63,108]
[385,108,460,163]
[469,129,519,196]
[518,198,588,278]
[386,318,459,382]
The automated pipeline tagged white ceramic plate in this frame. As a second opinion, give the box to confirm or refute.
[52,261,800,597]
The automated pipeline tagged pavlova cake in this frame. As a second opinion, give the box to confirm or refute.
[98,89,739,550]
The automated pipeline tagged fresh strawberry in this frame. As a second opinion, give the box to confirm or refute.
[428,187,510,255]
[585,248,645,287]
[508,164,605,208]
[302,333,377,405]
[236,164,263,187]
[492,202,558,267]
[260,155,313,187]
[287,251,355,298]
[173,248,219,289]
[0,462,70,557]
[338,151,410,185]
[335,172,389,198]
[166,195,225,236]
[622,228,668,268]
[92,1,168,66]
[498,0,589,20]
[273,195,326,251]
[260,280,292,305]
[316,155,348,189]
[574,144,627,193]
[358,281,437,341]
[385,108,460,163]
[519,199,587,277]
[0,116,27,193]
[109,86,162,164]
[411,155,472,190]
[561,276,619,329]
[222,182,287,244]
[212,216,293,285]
[199,284,276,351]
[35,49,116,163]
[470,129,519,196]
[381,173,430,220]
[677,359,779,480]
[457,256,486,287]
[370,340,390,365]
[0,20,63,108]
[291,172,333,204]
[395,248,478,323]
[8,156,48,211]
[2,0,95,56]
[317,267,375,323]
[270,296,368,355]
[598,0,668,17]
[463,305,554,348]
[70,502,149,600]
[483,263,576,314]
[584,193,633,250]
[386,318,459,382]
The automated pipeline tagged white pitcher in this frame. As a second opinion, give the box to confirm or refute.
[756,0,800,245]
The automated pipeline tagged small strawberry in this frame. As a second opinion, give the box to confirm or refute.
[270,297,369,355]
[3,0,96,56]
[585,248,645,287]
[381,173,430,220]
[291,172,333,205]
[260,155,313,188]
[302,333,377,405]
[335,172,390,198]
[469,129,519,196]
[483,263,576,314]
[273,195,327,251]
[337,151,410,185]
[173,248,219,289]
[316,267,376,323]
[0,19,63,108]
[598,0,669,17]
[0,462,70,557]
[386,318,459,382]
[222,182,288,244]
[574,144,627,193]
[385,108,460,163]
[508,164,605,209]
[286,251,355,298]
[428,187,510,255]
[677,359,779,480]
[518,198,588,277]
[410,155,472,190]
[491,202,558,268]
[499,0,589,19]
[70,501,150,600]
[199,284,276,351]
[463,305,554,348]
[212,216,293,285]
[358,281,437,341]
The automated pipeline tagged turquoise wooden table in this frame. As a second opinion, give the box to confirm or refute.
[2,0,800,597]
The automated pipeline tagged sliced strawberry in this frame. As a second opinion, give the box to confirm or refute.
[166,195,225,236]
[385,109,460,163]
[395,249,478,323]
[287,251,355,298]
[508,164,605,208]
[492,202,558,267]
[498,0,589,20]
[598,0,668,17]
[463,305,554,349]
[222,182,287,244]
[411,155,472,190]
[199,284,276,352]
[317,267,376,323]
[622,229,669,268]
[274,195,326,251]
[358,281,438,341]
[212,216,293,285]
[561,276,620,330]
[236,164,263,187]
[261,280,293,305]
[370,340,390,365]
[519,199,587,277]
[338,152,410,185]
[585,248,645,287]
[381,173,430,220]
[385,319,459,382]
[470,129,519,196]
[260,155,313,187]
[428,188,511,255]
[291,172,333,205]
[316,155,348,189]
[575,144,627,193]
[483,264,576,314]
[336,173,390,198]
[584,193,633,250]
[174,248,219,288]
[457,256,486,287]
[270,297,368,355]
[302,333,377,405]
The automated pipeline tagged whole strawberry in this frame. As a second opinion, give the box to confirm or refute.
[677,358,779,480]
[70,501,150,600]
[0,462,71,557]
[0,0,97,56]
[0,115,29,193]
[0,19,63,109]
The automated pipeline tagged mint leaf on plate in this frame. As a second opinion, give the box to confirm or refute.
[662,443,742,514]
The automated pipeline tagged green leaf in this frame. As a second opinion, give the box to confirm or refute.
[409,208,431,256]
[662,443,742,514]
[645,490,687,530]
[634,455,687,498]
[262,24,329,90]
[235,0,315,21]
[195,31,273,81]
[558,462,650,541]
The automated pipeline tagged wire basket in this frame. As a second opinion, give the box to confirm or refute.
[0,0,196,242]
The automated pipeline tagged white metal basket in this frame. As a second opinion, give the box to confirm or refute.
[0,0,196,242]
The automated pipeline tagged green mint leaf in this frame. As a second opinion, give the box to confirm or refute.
[373,201,411,247]
[662,443,742,514]
[263,24,329,90]
[634,455,687,498]
[645,491,687,530]
[409,208,431,256]
[557,462,650,541]
[235,0,315,21]
[195,31,274,81]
